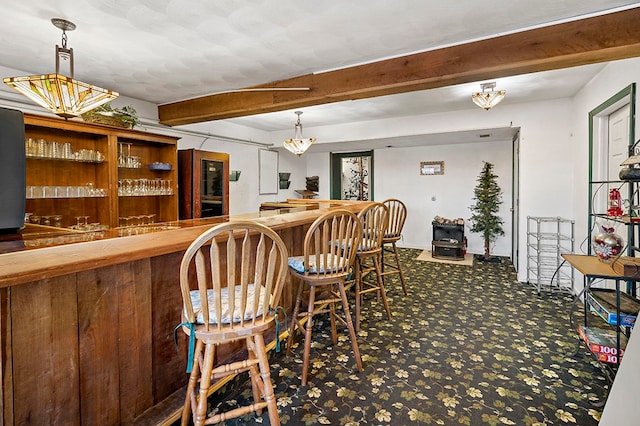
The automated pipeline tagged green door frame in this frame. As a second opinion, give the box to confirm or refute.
[587,83,635,296]
[330,150,374,200]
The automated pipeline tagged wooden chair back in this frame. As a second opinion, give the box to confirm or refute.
[179,221,288,336]
[300,209,362,279]
[382,198,407,242]
[357,202,389,253]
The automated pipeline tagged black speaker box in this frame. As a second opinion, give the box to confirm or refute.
[0,107,26,232]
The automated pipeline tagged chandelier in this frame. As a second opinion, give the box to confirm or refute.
[3,18,118,119]
[471,82,506,111]
[283,111,316,156]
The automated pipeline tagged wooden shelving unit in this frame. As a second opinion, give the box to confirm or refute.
[24,114,179,229]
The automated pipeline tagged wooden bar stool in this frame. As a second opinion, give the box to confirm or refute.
[351,202,391,331]
[380,198,408,295]
[177,221,288,426]
[286,209,363,386]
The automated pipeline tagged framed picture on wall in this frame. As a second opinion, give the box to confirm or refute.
[259,149,278,194]
[420,161,444,175]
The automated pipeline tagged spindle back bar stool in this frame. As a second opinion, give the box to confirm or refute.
[286,209,363,385]
[351,202,390,331]
[177,221,288,426]
[381,198,408,295]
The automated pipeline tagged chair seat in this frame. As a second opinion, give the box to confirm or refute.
[288,254,349,274]
[187,284,267,325]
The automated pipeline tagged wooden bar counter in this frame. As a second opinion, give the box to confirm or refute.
[0,201,363,425]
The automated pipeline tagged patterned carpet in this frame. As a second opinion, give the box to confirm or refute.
[198,248,608,425]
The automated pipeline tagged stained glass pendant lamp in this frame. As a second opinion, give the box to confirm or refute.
[472,82,506,111]
[283,111,316,156]
[3,18,118,119]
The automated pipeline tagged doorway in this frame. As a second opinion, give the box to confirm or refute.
[511,131,521,271]
[330,151,374,200]
[588,84,636,274]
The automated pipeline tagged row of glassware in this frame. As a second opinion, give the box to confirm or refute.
[26,137,104,162]
[118,215,157,227]
[118,178,173,196]
[117,224,176,237]
[26,184,107,199]
[25,212,63,227]
[118,143,142,168]
[24,212,108,232]
[24,230,108,248]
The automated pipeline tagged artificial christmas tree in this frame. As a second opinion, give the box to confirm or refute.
[469,161,504,262]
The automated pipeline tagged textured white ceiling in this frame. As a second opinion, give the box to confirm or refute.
[0,0,638,132]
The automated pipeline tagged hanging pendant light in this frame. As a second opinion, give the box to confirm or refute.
[283,111,316,156]
[3,18,118,119]
[471,82,506,111]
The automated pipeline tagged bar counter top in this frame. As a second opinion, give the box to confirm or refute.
[0,199,368,425]
[0,200,362,288]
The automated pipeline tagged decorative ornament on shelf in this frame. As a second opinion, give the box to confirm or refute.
[607,188,624,217]
[81,103,138,128]
[3,18,118,119]
[619,139,640,181]
[592,225,624,263]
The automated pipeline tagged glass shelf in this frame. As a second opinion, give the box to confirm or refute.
[118,194,174,197]
[26,154,104,164]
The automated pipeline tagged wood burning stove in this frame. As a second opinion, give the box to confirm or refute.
[431,220,465,260]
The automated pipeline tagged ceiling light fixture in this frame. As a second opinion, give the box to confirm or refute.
[3,18,118,119]
[283,111,316,156]
[472,82,506,111]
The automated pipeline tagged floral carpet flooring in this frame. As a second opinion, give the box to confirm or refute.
[202,248,608,425]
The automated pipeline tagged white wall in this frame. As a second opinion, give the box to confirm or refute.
[374,140,512,256]
[297,98,575,280]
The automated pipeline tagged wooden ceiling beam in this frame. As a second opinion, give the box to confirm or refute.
[158,7,640,126]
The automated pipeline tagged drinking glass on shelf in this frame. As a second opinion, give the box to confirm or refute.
[36,139,46,157]
[53,215,63,228]
[62,142,73,159]
[41,186,53,198]
[118,143,124,167]
[41,216,51,226]
[125,179,133,196]
[25,138,36,156]
[50,141,59,159]
[54,186,66,198]
[30,215,41,225]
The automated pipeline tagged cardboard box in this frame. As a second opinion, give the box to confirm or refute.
[587,289,640,327]
[612,256,640,277]
[578,325,627,364]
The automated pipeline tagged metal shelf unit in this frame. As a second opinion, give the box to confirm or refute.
[527,216,575,294]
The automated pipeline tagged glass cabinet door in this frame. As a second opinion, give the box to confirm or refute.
[200,159,224,217]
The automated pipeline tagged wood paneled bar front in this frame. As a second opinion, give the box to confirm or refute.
[0,201,364,425]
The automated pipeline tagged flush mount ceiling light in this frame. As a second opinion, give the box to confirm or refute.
[3,18,118,119]
[472,82,506,111]
[283,111,316,156]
